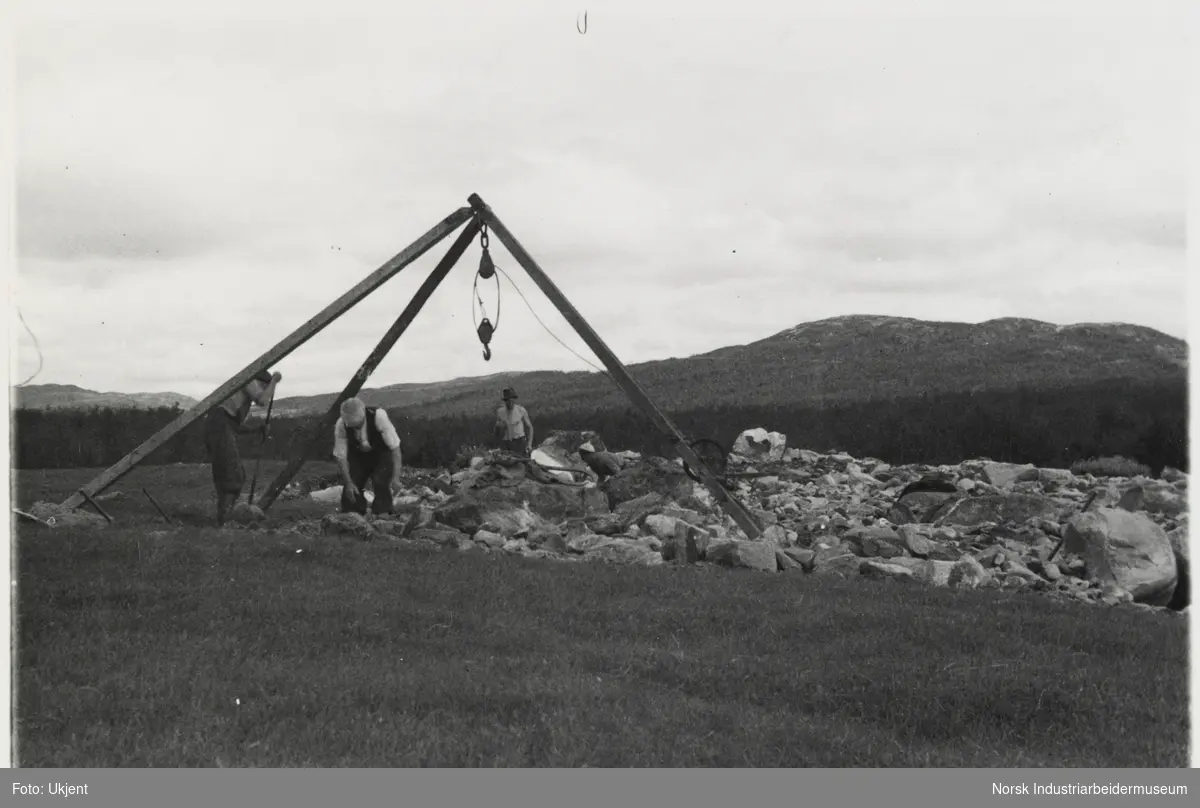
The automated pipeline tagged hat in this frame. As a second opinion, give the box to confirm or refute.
[340,397,367,427]
[253,369,273,385]
[502,387,518,400]
[579,442,595,453]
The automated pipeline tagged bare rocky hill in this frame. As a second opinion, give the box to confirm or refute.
[13,383,197,411]
[269,315,1189,418]
[14,315,1187,420]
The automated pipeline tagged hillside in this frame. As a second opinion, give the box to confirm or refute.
[270,315,1188,418]
[12,383,198,412]
[13,316,1187,419]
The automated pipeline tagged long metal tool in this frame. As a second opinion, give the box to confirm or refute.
[78,489,114,525]
[142,488,173,525]
[256,216,483,512]
[60,207,474,511]
[468,194,762,539]
[246,391,277,506]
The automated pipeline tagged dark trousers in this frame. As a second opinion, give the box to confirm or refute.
[204,410,247,525]
[205,410,245,495]
[341,450,395,515]
[500,437,528,455]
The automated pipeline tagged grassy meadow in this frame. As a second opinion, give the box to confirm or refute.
[12,464,1191,767]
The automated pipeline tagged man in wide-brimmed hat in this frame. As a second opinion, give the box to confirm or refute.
[333,396,404,516]
[493,386,533,456]
[205,368,281,526]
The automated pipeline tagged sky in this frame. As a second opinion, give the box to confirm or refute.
[7,0,1191,399]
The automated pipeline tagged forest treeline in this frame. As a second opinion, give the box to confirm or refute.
[12,377,1188,476]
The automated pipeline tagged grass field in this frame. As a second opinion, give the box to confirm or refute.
[12,464,1192,767]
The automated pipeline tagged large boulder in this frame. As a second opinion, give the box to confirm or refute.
[529,449,577,484]
[893,525,958,560]
[883,557,947,586]
[435,456,609,536]
[948,555,990,589]
[279,472,345,501]
[1115,486,1146,512]
[1063,508,1178,607]
[661,523,705,564]
[1167,525,1189,610]
[706,540,778,572]
[1140,483,1187,518]
[321,513,378,540]
[981,462,1040,490]
[411,526,469,547]
[602,458,695,508]
[583,538,664,567]
[584,513,625,536]
[613,492,672,530]
[887,477,962,524]
[1161,467,1187,483]
[1037,467,1076,490]
[781,547,816,570]
[532,430,606,483]
[843,526,906,558]
[435,481,607,536]
[936,494,1067,528]
[311,484,374,505]
[882,557,984,588]
[859,559,918,581]
[731,428,787,464]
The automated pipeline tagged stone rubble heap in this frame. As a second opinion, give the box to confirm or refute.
[309,428,1190,614]
[24,428,1186,614]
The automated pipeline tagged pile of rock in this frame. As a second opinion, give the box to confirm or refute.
[284,428,1195,614]
[20,501,109,530]
[278,473,344,501]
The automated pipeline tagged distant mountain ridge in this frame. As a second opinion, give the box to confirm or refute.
[13,316,1187,418]
[13,384,198,412]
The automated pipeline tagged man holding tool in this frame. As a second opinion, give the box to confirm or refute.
[205,369,282,526]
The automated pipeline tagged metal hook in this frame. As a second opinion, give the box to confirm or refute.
[577,11,587,34]
[477,317,494,362]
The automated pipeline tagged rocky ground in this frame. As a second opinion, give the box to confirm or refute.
[30,427,1190,615]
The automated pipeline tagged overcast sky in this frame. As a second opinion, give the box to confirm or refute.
[9,0,1189,398]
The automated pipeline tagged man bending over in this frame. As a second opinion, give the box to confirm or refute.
[205,369,281,526]
[333,397,403,516]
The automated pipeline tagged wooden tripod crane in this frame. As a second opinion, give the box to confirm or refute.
[60,194,763,540]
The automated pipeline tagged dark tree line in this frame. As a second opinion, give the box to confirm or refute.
[11,377,1188,475]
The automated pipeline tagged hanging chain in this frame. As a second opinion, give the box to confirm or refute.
[480,222,489,251]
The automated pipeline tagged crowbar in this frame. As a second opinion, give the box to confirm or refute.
[247,390,277,506]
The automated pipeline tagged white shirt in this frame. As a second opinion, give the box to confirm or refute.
[332,408,401,460]
[495,403,529,440]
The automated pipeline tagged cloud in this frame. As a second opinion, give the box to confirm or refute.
[11,1,1187,397]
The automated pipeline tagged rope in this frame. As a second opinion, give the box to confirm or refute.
[493,266,704,453]
[471,268,500,333]
[492,267,694,455]
[474,252,694,456]
[494,266,610,376]
[15,307,44,387]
